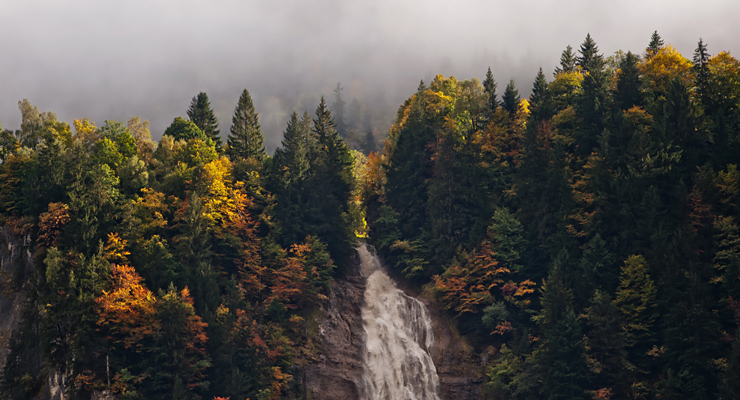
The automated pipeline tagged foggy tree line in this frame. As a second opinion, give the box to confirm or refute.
[362,31,740,399]
[0,88,361,399]
[1,29,740,400]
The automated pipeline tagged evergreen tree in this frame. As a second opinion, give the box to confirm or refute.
[554,45,577,75]
[613,255,656,373]
[614,51,643,110]
[306,97,356,266]
[693,38,711,109]
[529,68,554,122]
[646,30,664,57]
[227,89,266,161]
[187,92,222,149]
[333,82,347,137]
[577,33,600,73]
[502,79,520,115]
[362,129,377,154]
[483,67,499,116]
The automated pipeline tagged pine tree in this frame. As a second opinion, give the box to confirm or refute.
[306,97,356,266]
[502,79,520,115]
[362,129,377,154]
[577,33,601,73]
[554,45,577,75]
[614,51,643,110]
[693,38,711,109]
[483,67,499,116]
[613,255,656,373]
[529,68,554,122]
[187,92,222,149]
[332,82,347,137]
[646,30,664,58]
[227,89,266,161]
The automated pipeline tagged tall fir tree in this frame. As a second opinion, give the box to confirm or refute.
[577,33,600,73]
[614,51,643,110]
[187,92,222,149]
[483,67,499,117]
[227,89,266,161]
[502,79,520,115]
[554,45,577,75]
[693,38,711,109]
[646,30,664,57]
[530,68,554,123]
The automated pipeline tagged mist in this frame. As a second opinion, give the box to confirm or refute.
[2,0,739,152]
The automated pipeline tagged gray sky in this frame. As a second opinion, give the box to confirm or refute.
[2,0,739,151]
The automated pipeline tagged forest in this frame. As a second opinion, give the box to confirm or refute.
[1,31,740,399]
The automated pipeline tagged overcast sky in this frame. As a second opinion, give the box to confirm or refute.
[1,0,739,151]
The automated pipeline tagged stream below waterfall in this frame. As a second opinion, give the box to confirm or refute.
[358,244,441,400]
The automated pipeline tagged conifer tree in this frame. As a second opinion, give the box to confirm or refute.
[502,79,520,115]
[693,38,711,109]
[646,30,664,58]
[227,89,265,161]
[614,51,643,110]
[577,33,600,72]
[529,68,554,122]
[483,67,499,116]
[187,92,222,149]
[554,45,577,75]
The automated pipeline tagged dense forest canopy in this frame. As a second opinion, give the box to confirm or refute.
[1,32,740,400]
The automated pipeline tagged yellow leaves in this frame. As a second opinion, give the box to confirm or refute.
[104,232,130,264]
[424,89,455,115]
[639,45,693,93]
[73,118,98,143]
[708,51,740,107]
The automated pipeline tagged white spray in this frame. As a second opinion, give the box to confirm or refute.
[358,244,441,400]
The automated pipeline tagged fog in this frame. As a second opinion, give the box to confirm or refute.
[1,0,739,151]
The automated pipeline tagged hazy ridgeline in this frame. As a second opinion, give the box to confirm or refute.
[1,29,740,400]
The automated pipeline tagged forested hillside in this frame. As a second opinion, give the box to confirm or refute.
[1,31,739,400]
[363,32,740,399]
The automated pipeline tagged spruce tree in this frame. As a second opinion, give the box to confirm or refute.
[554,45,577,75]
[646,30,664,57]
[227,89,266,161]
[529,68,553,122]
[577,33,600,73]
[483,67,499,116]
[693,38,711,109]
[187,92,222,149]
[502,79,520,115]
[614,51,643,110]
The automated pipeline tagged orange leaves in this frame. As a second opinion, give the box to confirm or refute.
[38,202,70,247]
[96,264,156,349]
[434,242,510,316]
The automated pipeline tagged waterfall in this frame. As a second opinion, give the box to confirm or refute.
[358,244,441,400]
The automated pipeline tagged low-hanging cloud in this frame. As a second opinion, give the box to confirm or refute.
[2,0,739,151]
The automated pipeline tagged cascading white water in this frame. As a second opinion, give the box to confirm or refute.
[358,244,441,400]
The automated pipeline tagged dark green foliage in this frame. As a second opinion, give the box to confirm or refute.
[502,79,520,115]
[614,51,643,110]
[577,33,600,72]
[554,45,577,75]
[483,67,499,116]
[227,89,266,161]
[646,30,664,57]
[187,92,222,149]
[529,68,554,123]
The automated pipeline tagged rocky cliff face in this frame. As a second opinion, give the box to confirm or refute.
[305,250,484,400]
[0,227,67,400]
[304,261,367,399]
